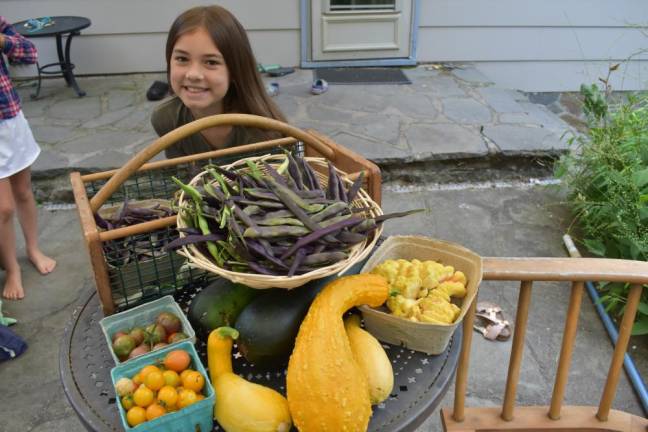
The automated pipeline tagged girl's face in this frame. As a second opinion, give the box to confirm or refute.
[169,27,230,117]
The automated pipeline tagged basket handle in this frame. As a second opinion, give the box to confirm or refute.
[89,113,335,212]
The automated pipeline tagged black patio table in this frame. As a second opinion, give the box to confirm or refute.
[13,16,91,99]
[60,277,461,432]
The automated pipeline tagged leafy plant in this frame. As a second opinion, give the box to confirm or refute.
[555,71,648,335]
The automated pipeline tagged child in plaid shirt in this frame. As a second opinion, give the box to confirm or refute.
[0,16,55,300]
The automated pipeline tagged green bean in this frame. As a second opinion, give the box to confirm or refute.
[245,160,263,180]
[288,249,306,276]
[320,213,354,228]
[257,217,304,227]
[207,169,231,198]
[258,209,293,219]
[243,205,263,216]
[350,218,376,233]
[244,188,281,202]
[172,177,202,204]
[195,204,224,266]
[243,225,310,238]
[280,216,363,259]
[327,162,340,201]
[311,201,349,223]
[287,153,305,190]
[347,171,365,202]
[267,175,324,213]
[299,157,321,190]
[302,251,348,266]
[239,199,285,209]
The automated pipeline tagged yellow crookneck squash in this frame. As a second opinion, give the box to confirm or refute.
[286,274,389,432]
[344,314,393,404]
[207,327,292,432]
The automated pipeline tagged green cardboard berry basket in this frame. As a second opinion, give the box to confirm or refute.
[99,295,196,366]
[110,340,214,432]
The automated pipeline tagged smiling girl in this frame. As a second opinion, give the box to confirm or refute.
[151,6,286,158]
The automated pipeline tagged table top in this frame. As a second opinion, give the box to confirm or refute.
[13,16,91,37]
[60,280,461,432]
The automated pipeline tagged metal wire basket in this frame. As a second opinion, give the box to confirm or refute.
[71,114,382,315]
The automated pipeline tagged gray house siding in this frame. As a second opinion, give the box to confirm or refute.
[5,0,301,77]
[5,0,647,91]
[417,0,648,91]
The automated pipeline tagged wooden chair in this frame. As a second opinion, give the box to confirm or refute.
[442,256,648,431]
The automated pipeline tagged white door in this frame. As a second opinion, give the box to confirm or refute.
[311,0,412,61]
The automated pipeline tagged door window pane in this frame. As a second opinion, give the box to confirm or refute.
[329,0,396,11]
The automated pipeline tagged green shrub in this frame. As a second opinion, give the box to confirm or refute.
[555,83,648,335]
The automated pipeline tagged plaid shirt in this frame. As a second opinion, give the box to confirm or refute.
[0,16,37,120]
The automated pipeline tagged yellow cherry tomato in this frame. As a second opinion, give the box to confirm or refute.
[181,370,205,393]
[133,384,155,408]
[179,368,194,382]
[132,372,142,386]
[144,370,165,391]
[157,385,178,410]
[162,370,181,387]
[139,365,161,382]
[126,406,146,427]
[177,388,198,409]
[145,403,166,421]
[121,395,135,410]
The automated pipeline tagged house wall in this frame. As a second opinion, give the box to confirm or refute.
[4,0,648,91]
[417,0,648,91]
[4,0,302,77]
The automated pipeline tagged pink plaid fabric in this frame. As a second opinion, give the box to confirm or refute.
[0,16,37,120]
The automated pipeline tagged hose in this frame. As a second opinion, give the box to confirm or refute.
[562,234,648,416]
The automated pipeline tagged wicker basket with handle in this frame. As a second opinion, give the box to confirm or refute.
[70,114,381,315]
[176,153,383,289]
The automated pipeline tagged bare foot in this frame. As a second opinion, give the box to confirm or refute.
[27,249,57,275]
[2,272,24,300]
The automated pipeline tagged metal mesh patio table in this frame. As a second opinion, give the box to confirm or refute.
[60,278,461,432]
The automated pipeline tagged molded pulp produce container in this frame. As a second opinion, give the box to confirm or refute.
[359,235,482,354]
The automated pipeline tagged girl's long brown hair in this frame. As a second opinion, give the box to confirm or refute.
[166,6,286,123]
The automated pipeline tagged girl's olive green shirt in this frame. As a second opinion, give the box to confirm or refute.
[151,96,268,158]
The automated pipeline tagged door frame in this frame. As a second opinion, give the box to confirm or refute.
[300,0,420,68]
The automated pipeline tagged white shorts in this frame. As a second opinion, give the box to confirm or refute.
[0,111,41,179]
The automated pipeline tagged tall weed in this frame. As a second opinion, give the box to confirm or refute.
[555,82,648,334]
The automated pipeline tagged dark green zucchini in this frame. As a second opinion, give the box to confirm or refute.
[188,279,259,338]
[234,280,323,369]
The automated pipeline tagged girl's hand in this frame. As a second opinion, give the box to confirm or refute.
[0,35,5,49]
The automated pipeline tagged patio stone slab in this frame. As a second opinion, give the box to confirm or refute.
[406,123,488,159]
[423,75,468,98]
[48,96,102,121]
[80,106,136,129]
[452,66,494,85]
[483,124,568,153]
[329,131,412,162]
[387,92,438,119]
[442,97,492,124]
[347,113,403,145]
[517,101,570,133]
[31,125,79,144]
[108,89,138,111]
[58,130,152,154]
[478,87,527,113]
